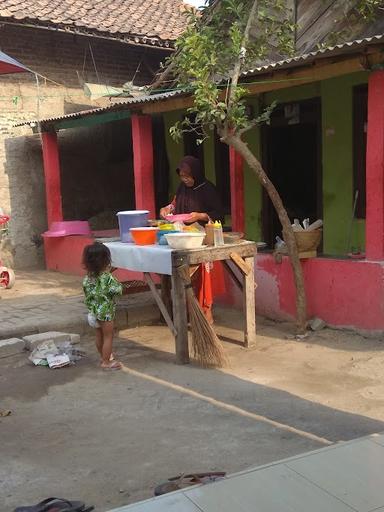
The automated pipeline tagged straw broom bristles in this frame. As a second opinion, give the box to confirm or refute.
[177,264,228,368]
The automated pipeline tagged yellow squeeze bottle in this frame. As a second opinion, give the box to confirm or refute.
[213,220,224,246]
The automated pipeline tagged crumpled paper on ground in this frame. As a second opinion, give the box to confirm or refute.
[29,339,85,368]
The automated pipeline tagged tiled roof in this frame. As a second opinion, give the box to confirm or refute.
[0,0,189,47]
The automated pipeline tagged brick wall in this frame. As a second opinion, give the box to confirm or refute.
[0,24,170,268]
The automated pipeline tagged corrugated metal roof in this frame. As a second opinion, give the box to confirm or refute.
[14,90,187,127]
[15,34,384,129]
[242,34,384,77]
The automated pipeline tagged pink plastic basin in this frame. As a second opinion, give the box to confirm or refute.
[165,213,193,223]
[42,221,91,237]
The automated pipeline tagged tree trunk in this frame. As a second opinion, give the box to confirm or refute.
[224,132,307,333]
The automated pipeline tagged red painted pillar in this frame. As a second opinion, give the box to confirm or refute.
[41,131,63,226]
[229,146,245,232]
[366,70,384,260]
[131,114,156,219]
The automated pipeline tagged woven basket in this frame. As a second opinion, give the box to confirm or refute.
[293,229,322,252]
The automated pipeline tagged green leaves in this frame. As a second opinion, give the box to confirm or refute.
[169,0,295,142]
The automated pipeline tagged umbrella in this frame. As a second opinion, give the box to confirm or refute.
[0,50,30,74]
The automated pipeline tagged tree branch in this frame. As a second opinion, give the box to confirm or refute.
[237,119,258,137]
[227,0,258,111]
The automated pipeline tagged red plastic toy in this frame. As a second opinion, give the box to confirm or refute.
[0,214,15,289]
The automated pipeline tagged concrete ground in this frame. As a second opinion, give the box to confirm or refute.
[2,290,384,512]
[0,271,157,339]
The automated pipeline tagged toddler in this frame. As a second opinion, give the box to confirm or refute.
[82,242,123,370]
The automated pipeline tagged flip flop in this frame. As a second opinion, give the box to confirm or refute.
[101,360,122,371]
[14,497,89,512]
[99,353,115,364]
[154,472,226,496]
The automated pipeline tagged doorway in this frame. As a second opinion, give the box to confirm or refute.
[262,97,322,247]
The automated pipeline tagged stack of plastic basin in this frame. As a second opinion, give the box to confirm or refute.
[117,210,149,242]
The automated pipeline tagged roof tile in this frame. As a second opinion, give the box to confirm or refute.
[0,0,189,45]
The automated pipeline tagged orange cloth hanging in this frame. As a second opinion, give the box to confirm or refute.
[198,263,213,313]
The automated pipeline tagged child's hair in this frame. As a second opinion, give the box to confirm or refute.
[82,242,111,276]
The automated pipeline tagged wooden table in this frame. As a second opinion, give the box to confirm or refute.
[167,241,257,364]
[105,240,257,364]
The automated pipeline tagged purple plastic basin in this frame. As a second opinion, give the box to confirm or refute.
[117,210,149,243]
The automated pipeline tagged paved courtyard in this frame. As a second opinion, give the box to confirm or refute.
[2,279,384,512]
[0,270,156,339]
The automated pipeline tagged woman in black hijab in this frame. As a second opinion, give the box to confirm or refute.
[160,156,224,224]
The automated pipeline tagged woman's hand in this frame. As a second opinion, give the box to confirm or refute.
[160,207,171,219]
[188,212,209,223]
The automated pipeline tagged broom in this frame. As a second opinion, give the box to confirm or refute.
[177,264,228,368]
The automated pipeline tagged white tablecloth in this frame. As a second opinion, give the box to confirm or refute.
[104,241,173,275]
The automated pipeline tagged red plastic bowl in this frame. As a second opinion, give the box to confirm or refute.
[130,227,158,245]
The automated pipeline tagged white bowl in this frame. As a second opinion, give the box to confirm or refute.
[164,232,205,250]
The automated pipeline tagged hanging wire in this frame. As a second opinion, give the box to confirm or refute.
[88,42,101,84]
[130,58,142,84]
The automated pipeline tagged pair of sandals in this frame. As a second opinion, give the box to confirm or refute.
[14,497,94,512]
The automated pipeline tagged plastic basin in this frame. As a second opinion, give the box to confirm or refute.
[157,229,179,245]
[117,210,149,243]
[130,227,158,245]
[42,221,91,237]
[165,213,193,223]
[164,232,205,250]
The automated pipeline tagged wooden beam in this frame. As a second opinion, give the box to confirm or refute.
[144,273,177,336]
[230,252,251,275]
[244,55,368,95]
[141,95,193,114]
[243,256,257,348]
[140,50,384,115]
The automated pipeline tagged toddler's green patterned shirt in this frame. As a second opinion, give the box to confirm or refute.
[83,272,123,321]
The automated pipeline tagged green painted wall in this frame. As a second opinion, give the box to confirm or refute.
[241,84,322,242]
[321,72,369,254]
[242,75,369,253]
[162,72,369,253]
[243,97,262,241]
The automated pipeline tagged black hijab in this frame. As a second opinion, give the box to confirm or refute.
[175,156,224,223]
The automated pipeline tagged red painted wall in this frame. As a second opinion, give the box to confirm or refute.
[44,238,384,331]
[366,70,384,260]
[214,254,384,331]
[44,234,142,283]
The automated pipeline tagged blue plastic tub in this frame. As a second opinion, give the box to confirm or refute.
[117,210,149,242]
[156,229,180,245]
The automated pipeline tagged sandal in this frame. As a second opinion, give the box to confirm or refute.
[13,497,92,512]
[99,353,115,364]
[154,472,226,496]
[101,360,122,371]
